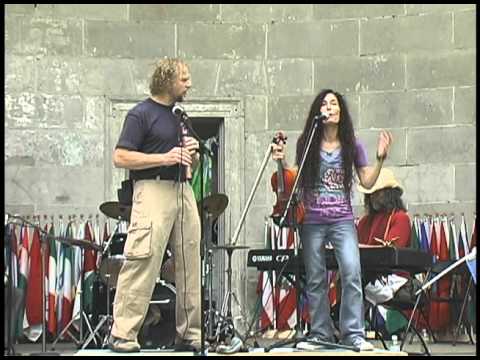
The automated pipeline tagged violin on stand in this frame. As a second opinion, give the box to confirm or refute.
[270,132,305,227]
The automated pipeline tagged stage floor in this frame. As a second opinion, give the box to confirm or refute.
[7,339,476,356]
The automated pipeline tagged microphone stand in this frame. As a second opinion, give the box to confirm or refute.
[175,110,212,355]
[264,117,358,352]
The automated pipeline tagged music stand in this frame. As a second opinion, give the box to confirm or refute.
[264,116,358,352]
[401,248,477,352]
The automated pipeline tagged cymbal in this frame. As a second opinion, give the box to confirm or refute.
[46,235,102,251]
[213,244,249,251]
[199,193,228,220]
[99,201,131,221]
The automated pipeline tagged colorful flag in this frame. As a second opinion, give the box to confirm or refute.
[257,219,274,330]
[410,216,420,250]
[60,223,75,333]
[16,225,29,338]
[420,219,429,252]
[24,226,43,341]
[47,223,58,336]
[82,221,97,314]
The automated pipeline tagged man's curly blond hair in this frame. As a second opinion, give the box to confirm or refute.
[149,58,186,96]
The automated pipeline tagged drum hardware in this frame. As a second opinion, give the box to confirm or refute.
[42,224,103,351]
[81,214,124,349]
[211,244,250,346]
[99,201,131,222]
[199,194,229,221]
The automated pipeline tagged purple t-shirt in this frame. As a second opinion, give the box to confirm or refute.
[302,139,369,224]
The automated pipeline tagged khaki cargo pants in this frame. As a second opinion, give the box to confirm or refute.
[111,179,201,343]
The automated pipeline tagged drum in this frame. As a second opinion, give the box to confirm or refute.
[100,233,173,288]
[91,279,176,349]
[139,281,176,349]
[99,233,127,288]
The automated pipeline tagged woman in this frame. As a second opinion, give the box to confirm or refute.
[272,89,392,351]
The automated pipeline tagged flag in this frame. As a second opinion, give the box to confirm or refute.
[257,219,274,330]
[72,221,85,324]
[16,225,29,338]
[82,221,97,314]
[47,223,58,336]
[60,223,75,333]
[24,226,43,341]
[257,270,274,330]
[272,225,297,330]
[458,215,469,258]
[470,217,476,251]
[410,216,421,250]
[55,221,66,333]
[429,219,438,261]
[420,219,429,252]
[449,218,458,261]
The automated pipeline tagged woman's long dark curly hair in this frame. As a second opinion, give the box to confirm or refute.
[295,89,356,199]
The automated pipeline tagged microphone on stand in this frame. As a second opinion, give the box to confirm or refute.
[314,112,329,123]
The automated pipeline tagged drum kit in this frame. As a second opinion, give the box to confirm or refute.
[82,192,244,350]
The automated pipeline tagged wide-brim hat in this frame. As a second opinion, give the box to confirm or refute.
[357,168,403,194]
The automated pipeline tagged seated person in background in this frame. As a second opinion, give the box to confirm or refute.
[356,168,413,338]
[357,168,410,248]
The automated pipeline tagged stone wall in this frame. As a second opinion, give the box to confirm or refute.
[5,4,476,330]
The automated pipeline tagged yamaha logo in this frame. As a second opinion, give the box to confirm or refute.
[276,254,290,263]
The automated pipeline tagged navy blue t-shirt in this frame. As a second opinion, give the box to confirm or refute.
[116,98,189,181]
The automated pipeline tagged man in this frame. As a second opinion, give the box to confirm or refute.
[109,58,202,352]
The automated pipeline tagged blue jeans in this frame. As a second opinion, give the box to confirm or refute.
[300,221,365,343]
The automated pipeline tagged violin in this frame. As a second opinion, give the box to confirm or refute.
[270,132,305,226]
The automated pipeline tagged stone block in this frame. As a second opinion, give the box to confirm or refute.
[406,4,475,15]
[455,86,476,124]
[267,59,313,96]
[130,4,220,22]
[21,17,83,56]
[406,50,475,88]
[393,164,455,204]
[216,60,267,96]
[5,129,104,167]
[454,10,476,49]
[268,21,358,58]
[5,166,105,207]
[187,60,221,98]
[407,126,476,164]
[178,23,265,60]
[314,54,404,93]
[360,13,452,55]
[268,95,315,131]
[455,163,476,201]
[222,4,312,23]
[34,4,127,20]
[85,20,175,58]
[5,4,36,15]
[245,96,267,132]
[5,16,22,53]
[360,89,453,128]
[5,55,36,93]
[314,4,405,19]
